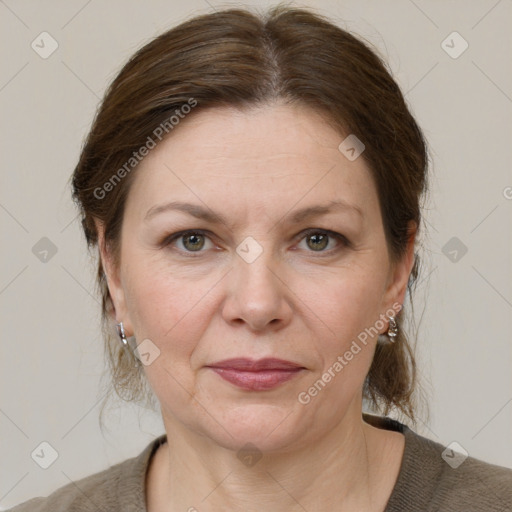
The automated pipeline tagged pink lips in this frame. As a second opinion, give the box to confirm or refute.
[206,358,305,391]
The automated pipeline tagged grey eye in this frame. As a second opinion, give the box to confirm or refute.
[306,232,329,251]
[181,233,206,251]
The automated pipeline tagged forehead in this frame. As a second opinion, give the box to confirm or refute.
[153,103,345,166]
[125,103,379,226]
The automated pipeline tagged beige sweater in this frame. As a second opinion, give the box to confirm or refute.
[8,414,512,511]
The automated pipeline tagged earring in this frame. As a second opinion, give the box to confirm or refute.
[387,315,398,340]
[378,315,398,344]
[116,322,128,346]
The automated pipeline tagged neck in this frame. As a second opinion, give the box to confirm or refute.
[148,406,403,512]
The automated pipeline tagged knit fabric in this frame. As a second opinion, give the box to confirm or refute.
[8,414,512,511]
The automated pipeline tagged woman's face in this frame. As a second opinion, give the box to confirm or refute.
[103,103,414,452]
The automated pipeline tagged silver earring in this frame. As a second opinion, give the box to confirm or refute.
[378,315,398,344]
[387,315,398,340]
[116,322,128,346]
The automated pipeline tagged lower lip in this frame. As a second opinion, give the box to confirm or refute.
[208,367,304,391]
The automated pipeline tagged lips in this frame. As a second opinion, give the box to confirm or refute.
[207,358,304,371]
[206,358,305,391]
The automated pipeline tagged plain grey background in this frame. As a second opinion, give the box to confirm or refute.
[1,0,511,508]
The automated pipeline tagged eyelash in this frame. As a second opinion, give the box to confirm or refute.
[161,228,350,257]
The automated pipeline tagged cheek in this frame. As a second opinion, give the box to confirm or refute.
[124,249,386,349]
[303,264,386,343]
[122,240,194,320]
[299,269,385,398]
[123,268,202,401]
[121,254,219,366]
[125,272,173,337]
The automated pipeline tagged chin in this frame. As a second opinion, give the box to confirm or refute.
[199,402,311,454]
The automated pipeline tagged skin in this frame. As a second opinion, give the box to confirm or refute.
[98,103,416,512]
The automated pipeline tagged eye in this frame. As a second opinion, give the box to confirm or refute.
[296,228,349,253]
[163,230,214,254]
[162,228,349,257]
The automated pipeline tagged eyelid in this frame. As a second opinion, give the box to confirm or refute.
[295,228,350,252]
[161,229,216,252]
[162,228,350,255]
[297,227,349,243]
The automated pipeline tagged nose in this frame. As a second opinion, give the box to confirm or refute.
[221,250,293,332]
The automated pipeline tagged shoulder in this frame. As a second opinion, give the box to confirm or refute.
[7,464,124,512]
[393,421,512,511]
[7,435,166,512]
[363,414,512,512]
[430,450,512,511]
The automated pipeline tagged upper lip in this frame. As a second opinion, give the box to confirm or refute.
[206,358,304,371]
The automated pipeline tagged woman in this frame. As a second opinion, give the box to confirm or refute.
[10,5,511,512]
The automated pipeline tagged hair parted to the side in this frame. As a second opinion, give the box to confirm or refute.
[71,4,430,428]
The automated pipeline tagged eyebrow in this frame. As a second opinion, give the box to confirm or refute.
[144,199,363,226]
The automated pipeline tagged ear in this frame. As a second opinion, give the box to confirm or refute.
[95,220,134,336]
[382,220,417,317]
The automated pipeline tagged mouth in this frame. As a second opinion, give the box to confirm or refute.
[205,358,306,391]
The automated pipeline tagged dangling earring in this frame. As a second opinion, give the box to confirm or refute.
[387,315,398,340]
[378,315,398,344]
[116,322,128,346]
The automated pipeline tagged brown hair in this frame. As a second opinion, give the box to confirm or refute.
[72,5,429,426]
